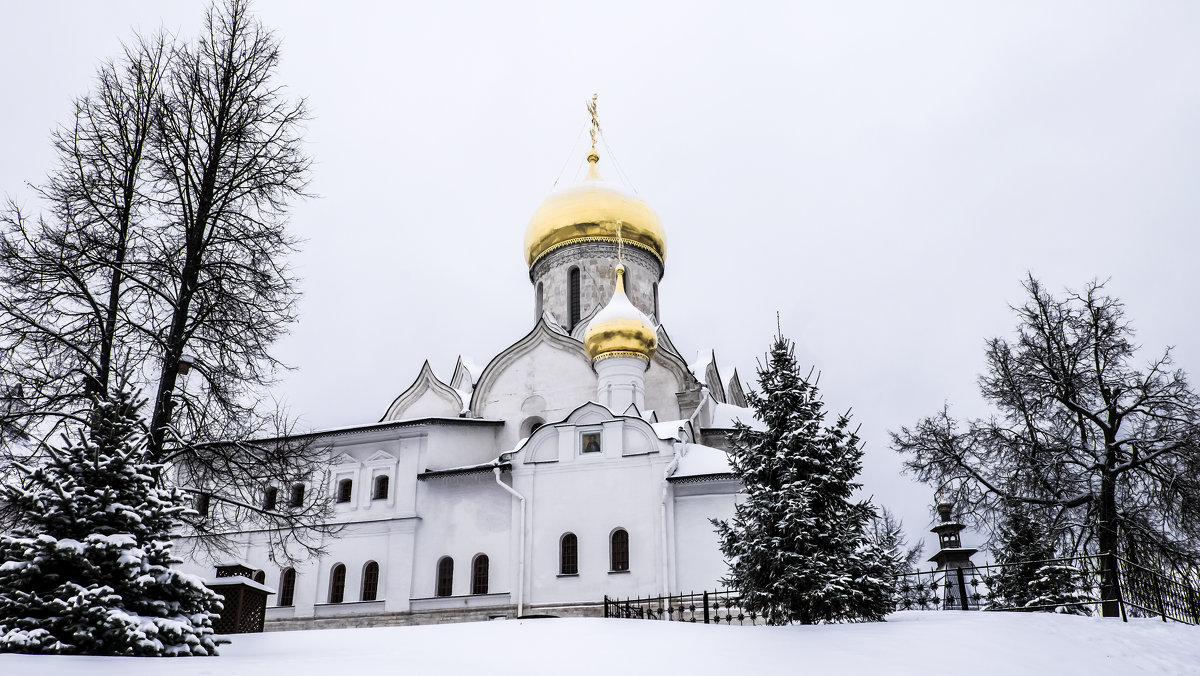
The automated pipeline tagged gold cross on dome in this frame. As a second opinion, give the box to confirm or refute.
[587,93,600,155]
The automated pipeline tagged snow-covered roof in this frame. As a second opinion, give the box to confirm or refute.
[651,420,692,441]
[708,402,764,431]
[419,459,510,480]
[204,575,276,594]
[671,443,733,479]
[688,349,714,380]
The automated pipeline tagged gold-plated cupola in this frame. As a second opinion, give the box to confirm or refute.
[523,95,666,268]
[583,265,658,363]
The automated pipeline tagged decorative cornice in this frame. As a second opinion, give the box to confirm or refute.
[418,462,512,480]
[530,235,663,270]
[593,350,650,364]
[667,472,738,485]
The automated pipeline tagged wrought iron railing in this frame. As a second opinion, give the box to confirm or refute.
[606,555,1199,627]
[603,590,767,625]
[895,553,1200,625]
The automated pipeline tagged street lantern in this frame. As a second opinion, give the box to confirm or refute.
[929,498,981,610]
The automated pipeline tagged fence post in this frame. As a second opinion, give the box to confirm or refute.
[1100,552,1121,618]
[703,591,710,624]
[1187,581,1200,625]
[955,568,969,610]
[604,595,609,618]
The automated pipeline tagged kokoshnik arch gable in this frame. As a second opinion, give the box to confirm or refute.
[178,101,760,628]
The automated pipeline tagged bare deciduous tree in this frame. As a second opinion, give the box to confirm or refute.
[0,0,335,561]
[892,276,1200,592]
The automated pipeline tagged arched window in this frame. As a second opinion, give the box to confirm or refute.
[436,557,454,597]
[610,529,629,572]
[471,555,489,595]
[252,570,266,584]
[560,533,578,575]
[336,478,353,503]
[653,282,659,319]
[373,475,389,500]
[263,486,278,511]
[535,281,544,320]
[329,563,346,603]
[568,267,581,329]
[361,561,380,601]
[520,416,545,438]
[289,484,305,508]
[278,568,296,606]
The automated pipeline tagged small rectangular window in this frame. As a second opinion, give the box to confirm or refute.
[581,431,602,454]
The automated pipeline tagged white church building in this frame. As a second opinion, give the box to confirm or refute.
[180,122,761,629]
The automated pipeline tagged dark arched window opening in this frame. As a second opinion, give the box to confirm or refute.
[535,281,544,320]
[611,529,629,572]
[252,570,266,584]
[263,486,278,511]
[362,561,380,601]
[653,282,659,319]
[568,267,581,329]
[436,557,454,597]
[336,478,353,503]
[373,475,389,500]
[520,416,545,438]
[471,555,489,595]
[279,568,296,606]
[560,533,578,575]
[289,484,305,508]
[329,563,346,604]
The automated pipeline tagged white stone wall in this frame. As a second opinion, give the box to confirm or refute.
[514,434,674,606]
[672,482,740,593]
[410,471,513,602]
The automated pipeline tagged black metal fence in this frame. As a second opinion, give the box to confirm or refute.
[606,554,1199,627]
[603,590,767,625]
[895,553,1200,625]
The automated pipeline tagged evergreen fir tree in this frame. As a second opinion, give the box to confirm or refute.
[988,503,1090,614]
[0,388,222,655]
[714,334,896,625]
[988,503,1046,609]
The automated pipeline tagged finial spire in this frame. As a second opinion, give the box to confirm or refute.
[616,221,624,266]
[587,93,600,164]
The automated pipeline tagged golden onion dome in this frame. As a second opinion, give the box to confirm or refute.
[524,152,666,268]
[584,265,658,363]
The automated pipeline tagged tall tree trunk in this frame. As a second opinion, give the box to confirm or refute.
[1098,468,1120,617]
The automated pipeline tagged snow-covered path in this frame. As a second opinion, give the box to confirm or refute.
[1,611,1196,675]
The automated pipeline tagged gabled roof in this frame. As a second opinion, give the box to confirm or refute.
[469,316,589,412]
[727,369,747,408]
[689,349,726,404]
[381,360,464,421]
[450,356,481,391]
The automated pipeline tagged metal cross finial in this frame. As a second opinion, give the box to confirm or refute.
[616,221,624,265]
[587,93,600,155]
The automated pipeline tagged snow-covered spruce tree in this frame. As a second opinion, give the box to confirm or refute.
[0,388,222,656]
[989,503,1089,614]
[714,334,897,625]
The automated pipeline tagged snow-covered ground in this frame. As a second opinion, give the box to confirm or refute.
[1,612,1196,675]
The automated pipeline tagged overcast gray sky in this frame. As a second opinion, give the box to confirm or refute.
[4,1,1200,555]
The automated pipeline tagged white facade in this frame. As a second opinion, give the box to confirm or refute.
[178,146,760,628]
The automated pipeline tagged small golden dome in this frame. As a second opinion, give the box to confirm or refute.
[524,154,666,268]
[584,265,658,363]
